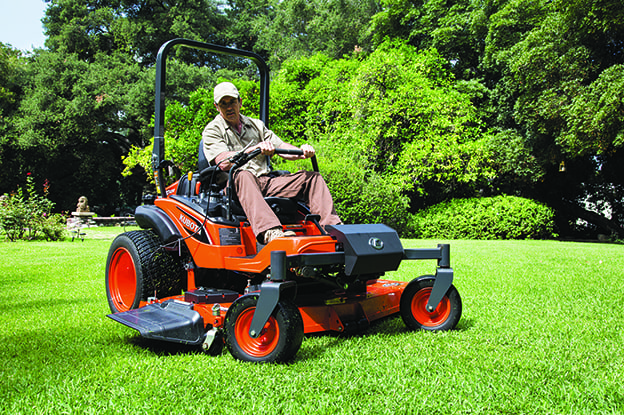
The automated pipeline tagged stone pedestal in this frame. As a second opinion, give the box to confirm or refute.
[70,211,95,224]
[67,211,96,232]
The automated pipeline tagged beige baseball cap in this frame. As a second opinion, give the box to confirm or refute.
[214,82,240,104]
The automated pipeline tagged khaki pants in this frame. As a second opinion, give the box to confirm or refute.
[234,170,342,238]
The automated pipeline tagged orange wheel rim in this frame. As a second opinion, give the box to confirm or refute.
[235,308,280,357]
[411,287,451,327]
[108,247,137,312]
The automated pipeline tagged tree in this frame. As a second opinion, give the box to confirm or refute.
[371,0,493,80]
[0,0,235,213]
[240,0,380,68]
[340,41,493,207]
[268,42,493,228]
[0,44,29,193]
[0,43,24,118]
[487,0,624,236]
[223,0,274,56]
[370,0,624,237]
[43,0,229,66]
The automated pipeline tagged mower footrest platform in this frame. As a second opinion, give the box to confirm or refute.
[108,300,205,345]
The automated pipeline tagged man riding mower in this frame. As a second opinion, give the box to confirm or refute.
[105,39,462,363]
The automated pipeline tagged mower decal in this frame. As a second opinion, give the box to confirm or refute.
[219,227,242,245]
[176,207,211,244]
[325,297,346,305]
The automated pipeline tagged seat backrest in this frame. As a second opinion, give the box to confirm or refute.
[198,139,209,171]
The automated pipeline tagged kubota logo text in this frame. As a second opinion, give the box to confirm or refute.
[179,213,200,234]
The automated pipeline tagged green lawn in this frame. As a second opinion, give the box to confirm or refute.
[1,228,623,414]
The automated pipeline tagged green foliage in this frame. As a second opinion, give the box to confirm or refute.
[270,41,494,221]
[371,0,490,80]
[1,0,232,213]
[484,128,545,195]
[350,42,493,196]
[477,0,624,236]
[0,174,66,241]
[44,0,228,66]
[0,43,23,118]
[40,213,68,241]
[485,0,624,159]
[314,141,411,231]
[3,0,623,238]
[7,50,148,213]
[0,190,28,241]
[243,0,379,69]
[560,64,624,156]
[270,53,358,143]
[409,195,556,240]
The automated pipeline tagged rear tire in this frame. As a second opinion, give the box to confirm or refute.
[400,277,462,331]
[224,295,304,363]
[106,230,184,313]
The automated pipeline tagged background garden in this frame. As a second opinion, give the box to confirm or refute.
[1,2,623,411]
[0,227,623,413]
[1,0,624,241]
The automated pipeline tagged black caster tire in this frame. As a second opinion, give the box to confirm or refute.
[400,277,462,331]
[224,294,304,363]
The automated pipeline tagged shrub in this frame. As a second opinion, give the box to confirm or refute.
[408,195,556,240]
[40,213,68,241]
[0,174,66,241]
[0,190,28,241]
[322,157,410,233]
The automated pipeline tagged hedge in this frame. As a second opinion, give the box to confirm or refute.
[408,195,556,240]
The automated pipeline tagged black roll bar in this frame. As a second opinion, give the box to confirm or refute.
[152,38,270,197]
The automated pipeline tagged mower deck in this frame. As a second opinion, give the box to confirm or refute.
[108,278,408,345]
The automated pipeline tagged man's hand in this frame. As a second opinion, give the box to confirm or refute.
[251,140,275,156]
[300,144,315,159]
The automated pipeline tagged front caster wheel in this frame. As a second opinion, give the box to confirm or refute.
[224,294,304,363]
[202,330,225,356]
[400,277,462,331]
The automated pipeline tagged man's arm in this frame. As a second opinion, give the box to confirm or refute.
[214,150,238,171]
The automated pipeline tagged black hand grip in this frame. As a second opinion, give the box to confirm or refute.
[274,148,304,155]
[275,148,318,172]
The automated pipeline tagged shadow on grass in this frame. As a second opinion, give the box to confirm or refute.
[111,314,474,362]
[297,314,473,361]
[128,336,204,356]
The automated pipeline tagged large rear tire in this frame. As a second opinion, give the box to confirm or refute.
[106,230,184,313]
[224,295,304,363]
[400,277,462,331]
